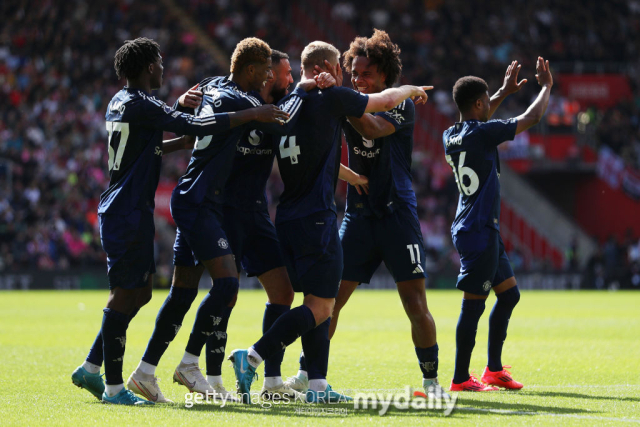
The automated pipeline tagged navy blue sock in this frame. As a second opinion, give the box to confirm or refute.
[185,277,239,357]
[488,286,520,372]
[86,331,104,366]
[453,299,486,384]
[416,344,439,379]
[263,303,291,377]
[253,305,316,361]
[301,318,330,380]
[299,351,307,372]
[141,286,198,366]
[205,306,233,376]
[101,308,130,385]
[86,307,140,367]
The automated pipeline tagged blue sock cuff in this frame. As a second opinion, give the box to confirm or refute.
[497,286,520,305]
[210,277,239,305]
[265,302,291,314]
[462,298,486,312]
[103,308,129,325]
[169,286,199,305]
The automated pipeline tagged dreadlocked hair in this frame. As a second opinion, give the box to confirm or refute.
[114,37,161,80]
[343,29,402,87]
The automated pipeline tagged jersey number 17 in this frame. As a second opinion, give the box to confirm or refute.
[106,121,130,171]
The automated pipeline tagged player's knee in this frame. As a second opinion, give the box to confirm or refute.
[498,285,520,307]
[268,286,294,306]
[227,290,239,308]
[136,287,153,308]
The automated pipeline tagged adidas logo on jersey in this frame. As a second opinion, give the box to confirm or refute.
[413,265,424,274]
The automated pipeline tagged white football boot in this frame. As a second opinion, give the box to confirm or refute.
[173,363,214,394]
[127,371,173,403]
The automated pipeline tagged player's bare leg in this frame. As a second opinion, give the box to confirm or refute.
[481,276,523,389]
[396,278,448,398]
[328,280,359,339]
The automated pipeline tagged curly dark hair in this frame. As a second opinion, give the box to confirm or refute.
[113,37,161,80]
[342,29,402,87]
[452,76,489,113]
[230,38,271,73]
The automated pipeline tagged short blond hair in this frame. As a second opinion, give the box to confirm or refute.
[230,37,271,73]
[301,41,340,71]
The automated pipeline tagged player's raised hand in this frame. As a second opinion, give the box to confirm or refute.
[314,60,343,87]
[502,60,527,94]
[535,56,553,88]
[315,72,336,89]
[178,84,203,109]
[252,104,290,124]
[411,86,433,105]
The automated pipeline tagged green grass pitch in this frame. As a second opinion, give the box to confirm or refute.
[1,289,639,425]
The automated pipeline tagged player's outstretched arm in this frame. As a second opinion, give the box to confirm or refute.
[488,60,527,119]
[364,85,432,113]
[514,57,553,135]
[346,114,396,140]
[229,105,290,126]
[162,135,195,155]
[339,164,369,195]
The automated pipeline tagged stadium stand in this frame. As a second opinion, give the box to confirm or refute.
[0,0,638,289]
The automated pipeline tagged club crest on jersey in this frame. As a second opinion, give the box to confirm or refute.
[483,281,492,292]
[218,238,229,249]
[363,137,374,148]
[248,129,263,146]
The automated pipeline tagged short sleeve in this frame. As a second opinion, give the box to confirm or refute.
[480,118,518,147]
[374,98,414,131]
[328,86,369,118]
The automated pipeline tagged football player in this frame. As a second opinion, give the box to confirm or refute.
[444,58,552,391]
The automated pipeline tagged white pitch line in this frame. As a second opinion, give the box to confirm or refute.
[456,407,640,424]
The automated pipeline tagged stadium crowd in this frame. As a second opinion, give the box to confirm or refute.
[0,0,638,288]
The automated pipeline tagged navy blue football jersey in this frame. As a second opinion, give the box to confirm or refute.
[343,99,417,218]
[99,87,231,215]
[224,131,277,210]
[172,77,306,209]
[442,119,518,235]
[275,86,369,224]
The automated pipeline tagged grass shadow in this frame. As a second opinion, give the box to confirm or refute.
[519,390,640,403]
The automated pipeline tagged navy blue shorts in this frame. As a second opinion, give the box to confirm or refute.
[453,228,514,296]
[222,206,284,277]
[340,206,427,284]
[99,210,156,290]
[276,210,343,299]
[171,203,233,265]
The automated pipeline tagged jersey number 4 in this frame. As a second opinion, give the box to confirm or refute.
[445,151,479,196]
[279,136,300,164]
[106,121,130,171]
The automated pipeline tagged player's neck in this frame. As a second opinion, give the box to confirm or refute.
[126,78,151,94]
[459,112,481,122]
[230,73,251,93]
[260,83,274,104]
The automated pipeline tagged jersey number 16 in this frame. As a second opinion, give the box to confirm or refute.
[445,151,479,196]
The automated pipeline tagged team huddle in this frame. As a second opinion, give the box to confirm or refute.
[71,29,553,406]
